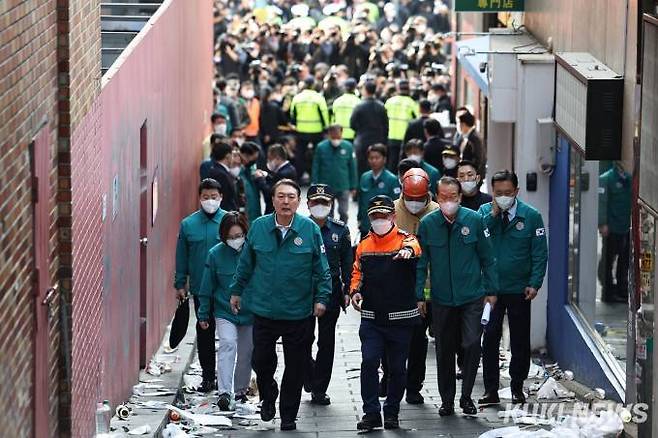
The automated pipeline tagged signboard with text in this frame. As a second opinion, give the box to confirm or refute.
[455,0,524,12]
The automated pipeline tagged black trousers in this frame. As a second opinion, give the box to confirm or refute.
[432,299,483,403]
[482,294,531,393]
[252,315,313,423]
[307,309,340,395]
[193,296,216,382]
[598,232,630,300]
[295,133,323,177]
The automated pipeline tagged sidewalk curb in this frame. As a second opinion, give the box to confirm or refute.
[109,303,197,438]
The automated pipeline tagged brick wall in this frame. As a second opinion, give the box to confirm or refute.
[0,1,61,437]
[58,0,103,436]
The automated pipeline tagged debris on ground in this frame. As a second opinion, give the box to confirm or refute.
[166,405,233,427]
[126,424,152,435]
[479,410,624,438]
[536,377,575,400]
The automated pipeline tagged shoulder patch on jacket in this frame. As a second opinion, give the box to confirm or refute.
[484,228,491,238]
[535,228,546,236]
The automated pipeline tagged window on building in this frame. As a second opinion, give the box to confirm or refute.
[568,145,631,380]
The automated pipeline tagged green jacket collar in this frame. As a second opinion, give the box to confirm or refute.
[198,209,224,224]
[266,212,304,234]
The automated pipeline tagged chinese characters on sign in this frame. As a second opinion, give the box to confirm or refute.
[456,0,524,12]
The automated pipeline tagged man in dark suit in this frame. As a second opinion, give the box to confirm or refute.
[457,112,485,178]
[350,81,389,176]
[254,143,298,214]
[422,118,448,172]
[404,100,443,145]
[207,140,240,212]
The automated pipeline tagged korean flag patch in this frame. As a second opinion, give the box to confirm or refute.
[484,228,491,238]
[320,244,326,254]
[393,187,401,194]
[536,228,546,236]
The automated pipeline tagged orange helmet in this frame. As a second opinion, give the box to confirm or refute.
[402,168,430,198]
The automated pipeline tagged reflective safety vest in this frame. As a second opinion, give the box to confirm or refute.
[385,95,419,141]
[290,89,329,134]
[331,93,361,140]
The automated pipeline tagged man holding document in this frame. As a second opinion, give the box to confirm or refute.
[477,170,548,405]
[415,176,499,417]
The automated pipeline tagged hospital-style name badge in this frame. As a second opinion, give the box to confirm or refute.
[516,221,525,231]
[294,237,303,246]
[461,226,470,236]
[378,182,385,189]
[332,233,339,242]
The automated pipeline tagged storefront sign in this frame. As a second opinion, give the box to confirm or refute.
[455,0,524,12]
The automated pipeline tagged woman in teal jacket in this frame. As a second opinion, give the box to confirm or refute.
[198,212,254,411]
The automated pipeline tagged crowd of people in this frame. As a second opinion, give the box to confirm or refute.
[174,0,549,432]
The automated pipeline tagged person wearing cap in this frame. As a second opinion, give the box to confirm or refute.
[303,184,353,405]
[350,195,423,431]
[477,170,547,406]
[229,179,332,431]
[311,125,358,222]
[458,160,491,212]
[393,168,439,404]
[350,81,389,176]
[289,77,329,182]
[331,78,361,141]
[357,143,401,238]
[174,178,227,393]
[402,139,441,196]
[415,176,499,417]
[440,147,460,178]
[384,80,419,172]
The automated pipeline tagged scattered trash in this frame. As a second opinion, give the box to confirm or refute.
[245,420,276,431]
[183,374,203,391]
[170,409,182,422]
[480,411,623,438]
[127,424,152,435]
[166,405,233,427]
[162,423,191,438]
[115,404,131,420]
[536,377,575,400]
[234,402,258,416]
[498,387,528,400]
[137,400,168,409]
[563,370,574,381]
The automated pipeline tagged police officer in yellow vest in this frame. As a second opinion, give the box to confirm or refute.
[385,80,419,173]
[331,78,361,141]
[290,77,330,181]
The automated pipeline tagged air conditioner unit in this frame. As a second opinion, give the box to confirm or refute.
[554,52,623,160]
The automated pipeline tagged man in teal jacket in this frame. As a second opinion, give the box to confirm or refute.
[311,124,358,222]
[174,178,226,392]
[230,179,332,431]
[477,170,548,406]
[416,176,498,417]
[357,143,401,237]
[239,141,262,223]
[598,162,631,302]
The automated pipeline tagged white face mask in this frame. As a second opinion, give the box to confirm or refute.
[443,157,458,170]
[309,204,332,219]
[461,180,478,194]
[330,139,341,147]
[201,199,222,214]
[267,160,278,171]
[214,124,227,135]
[407,154,422,162]
[404,200,426,214]
[495,195,515,212]
[226,237,245,251]
[234,137,244,146]
[242,90,255,99]
[229,166,241,177]
[439,201,459,216]
[371,218,393,235]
